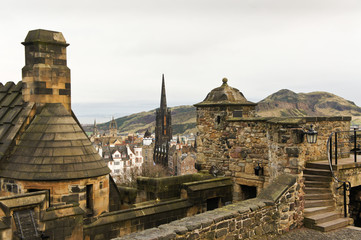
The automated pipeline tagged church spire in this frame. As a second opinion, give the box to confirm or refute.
[154,74,172,167]
[160,74,167,110]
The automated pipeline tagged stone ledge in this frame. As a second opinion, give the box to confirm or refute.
[228,116,352,124]
[85,199,192,229]
[41,204,84,221]
[113,174,298,240]
[257,174,296,202]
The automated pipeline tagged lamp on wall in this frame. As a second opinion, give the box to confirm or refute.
[305,124,318,144]
[254,163,263,176]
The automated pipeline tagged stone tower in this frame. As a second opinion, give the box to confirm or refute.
[194,78,257,170]
[93,119,99,137]
[154,74,172,167]
[109,116,118,137]
[0,30,111,217]
[22,29,71,113]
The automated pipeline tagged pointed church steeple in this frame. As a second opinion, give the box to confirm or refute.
[154,74,172,167]
[93,119,99,136]
[160,74,167,110]
[109,116,118,137]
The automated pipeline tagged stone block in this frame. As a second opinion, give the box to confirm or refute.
[216,229,228,238]
[217,221,228,229]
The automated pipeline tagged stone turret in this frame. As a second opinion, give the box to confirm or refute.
[22,29,71,113]
[194,78,257,170]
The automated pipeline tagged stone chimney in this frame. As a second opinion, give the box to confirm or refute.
[22,29,71,112]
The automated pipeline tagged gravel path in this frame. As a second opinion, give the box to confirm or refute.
[271,227,361,240]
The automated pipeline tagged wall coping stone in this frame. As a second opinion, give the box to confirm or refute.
[84,198,192,229]
[0,216,10,230]
[0,191,47,216]
[114,173,297,240]
[228,116,352,124]
[41,204,84,221]
[182,177,232,192]
[257,174,296,202]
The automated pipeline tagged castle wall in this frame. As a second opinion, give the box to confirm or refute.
[196,105,351,200]
[0,175,109,217]
[83,176,232,239]
[116,174,303,240]
[0,191,83,240]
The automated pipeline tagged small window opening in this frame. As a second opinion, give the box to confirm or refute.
[233,110,243,118]
[86,184,93,210]
[240,185,257,200]
[216,116,221,125]
[207,197,220,211]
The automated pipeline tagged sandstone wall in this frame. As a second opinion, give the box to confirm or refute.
[116,174,303,240]
[0,175,109,217]
[196,108,351,199]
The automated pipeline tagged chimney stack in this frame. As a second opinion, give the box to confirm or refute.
[22,29,71,112]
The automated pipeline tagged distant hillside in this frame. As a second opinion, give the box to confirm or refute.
[83,90,361,135]
[256,89,361,118]
[93,105,197,135]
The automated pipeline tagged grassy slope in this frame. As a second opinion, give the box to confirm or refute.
[84,90,361,135]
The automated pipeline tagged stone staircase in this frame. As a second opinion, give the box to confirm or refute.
[303,162,352,232]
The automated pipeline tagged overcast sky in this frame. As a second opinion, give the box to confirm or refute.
[1,0,361,123]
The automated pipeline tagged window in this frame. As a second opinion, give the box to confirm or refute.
[207,197,220,211]
[4,179,18,194]
[86,185,93,210]
[233,110,243,118]
[115,161,120,165]
[240,185,257,200]
[114,154,120,158]
[216,116,221,125]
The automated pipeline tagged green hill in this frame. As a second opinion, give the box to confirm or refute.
[83,90,361,135]
[94,105,196,135]
[256,89,361,118]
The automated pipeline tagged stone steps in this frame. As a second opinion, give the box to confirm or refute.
[305,193,333,200]
[305,162,331,170]
[305,199,334,208]
[304,169,332,176]
[305,187,332,194]
[304,181,330,188]
[312,218,352,232]
[303,163,350,232]
[304,206,335,217]
[304,174,332,182]
[304,211,341,225]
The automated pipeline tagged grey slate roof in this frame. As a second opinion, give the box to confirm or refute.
[0,82,33,159]
[0,83,110,180]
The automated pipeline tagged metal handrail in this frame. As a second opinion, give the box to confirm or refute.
[327,131,356,218]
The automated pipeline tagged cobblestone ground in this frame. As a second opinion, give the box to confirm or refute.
[269,227,361,240]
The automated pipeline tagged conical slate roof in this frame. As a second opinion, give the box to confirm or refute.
[194,78,256,107]
[0,103,110,180]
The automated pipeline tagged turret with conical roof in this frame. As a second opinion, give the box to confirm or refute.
[0,29,111,217]
[194,78,257,170]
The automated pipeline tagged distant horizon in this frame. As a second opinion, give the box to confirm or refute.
[74,87,360,125]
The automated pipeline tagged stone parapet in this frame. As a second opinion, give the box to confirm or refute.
[115,173,303,240]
